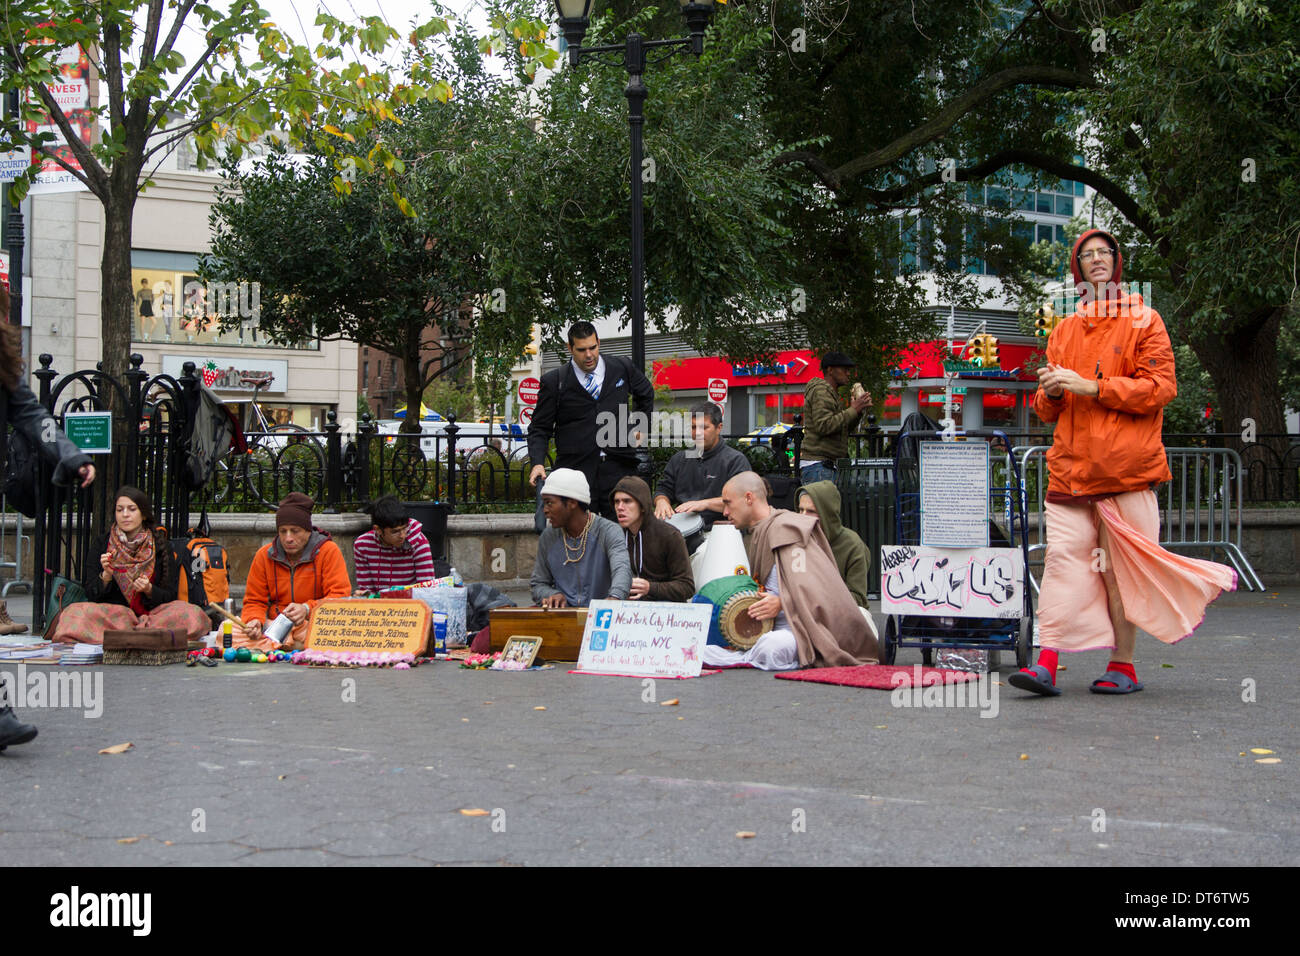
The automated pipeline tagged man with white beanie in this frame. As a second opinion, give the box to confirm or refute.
[531,468,633,608]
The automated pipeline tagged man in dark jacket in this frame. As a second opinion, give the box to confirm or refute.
[612,476,695,602]
[0,282,96,751]
[527,322,654,525]
[653,402,752,529]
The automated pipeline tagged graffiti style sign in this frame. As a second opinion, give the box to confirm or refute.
[879,545,1024,619]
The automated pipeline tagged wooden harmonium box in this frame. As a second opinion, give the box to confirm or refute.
[489,607,588,661]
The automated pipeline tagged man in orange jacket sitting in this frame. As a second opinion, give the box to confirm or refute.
[1010,229,1236,697]
[236,492,352,650]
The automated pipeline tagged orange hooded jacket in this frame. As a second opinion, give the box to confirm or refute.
[1033,229,1177,497]
[241,530,352,627]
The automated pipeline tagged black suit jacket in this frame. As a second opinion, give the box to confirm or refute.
[527,355,654,471]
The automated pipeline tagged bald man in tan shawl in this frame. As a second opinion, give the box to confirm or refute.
[705,472,879,670]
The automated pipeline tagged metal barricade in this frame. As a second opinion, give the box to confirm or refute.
[834,458,896,599]
[1015,445,1264,593]
[0,498,32,596]
[1162,447,1264,591]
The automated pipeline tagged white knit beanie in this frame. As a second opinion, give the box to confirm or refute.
[541,468,591,505]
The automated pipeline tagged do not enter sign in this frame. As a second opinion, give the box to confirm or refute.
[518,377,541,406]
[707,378,728,404]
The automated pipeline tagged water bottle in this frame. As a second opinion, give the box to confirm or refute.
[450,567,463,587]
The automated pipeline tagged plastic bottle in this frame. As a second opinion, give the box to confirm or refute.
[450,567,463,587]
[221,619,233,650]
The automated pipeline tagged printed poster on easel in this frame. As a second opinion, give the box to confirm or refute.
[576,601,712,678]
[919,440,989,547]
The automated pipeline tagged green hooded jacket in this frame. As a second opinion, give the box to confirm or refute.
[795,480,870,608]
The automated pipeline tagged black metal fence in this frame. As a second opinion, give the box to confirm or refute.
[204,419,1300,513]
[26,353,203,630]
[13,350,1299,625]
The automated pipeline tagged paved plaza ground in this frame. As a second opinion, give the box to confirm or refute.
[1,587,1295,867]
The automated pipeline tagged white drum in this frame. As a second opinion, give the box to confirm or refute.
[692,522,752,590]
[665,511,706,554]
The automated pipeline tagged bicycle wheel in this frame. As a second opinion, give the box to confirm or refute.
[249,426,325,507]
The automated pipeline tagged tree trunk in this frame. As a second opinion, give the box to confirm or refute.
[1191,305,1288,466]
[100,195,135,387]
[401,320,424,436]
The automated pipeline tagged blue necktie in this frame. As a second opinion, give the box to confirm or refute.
[585,371,599,399]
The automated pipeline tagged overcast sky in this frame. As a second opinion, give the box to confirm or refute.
[161,0,505,72]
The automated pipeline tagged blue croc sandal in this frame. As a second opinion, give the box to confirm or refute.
[1090,670,1144,694]
[1008,664,1062,697]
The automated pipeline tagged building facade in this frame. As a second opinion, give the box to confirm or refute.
[12,145,358,433]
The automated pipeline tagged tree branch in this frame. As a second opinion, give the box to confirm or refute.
[102,20,127,130]
[154,0,200,63]
[25,86,109,196]
[772,65,1098,185]
[139,0,165,69]
[851,147,1161,241]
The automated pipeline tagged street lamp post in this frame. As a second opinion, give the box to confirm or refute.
[553,0,715,373]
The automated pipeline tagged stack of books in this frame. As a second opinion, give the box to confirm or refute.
[59,644,103,666]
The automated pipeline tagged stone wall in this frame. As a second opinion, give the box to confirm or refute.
[206,512,539,605]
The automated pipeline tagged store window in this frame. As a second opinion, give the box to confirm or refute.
[130,250,318,349]
[750,388,805,428]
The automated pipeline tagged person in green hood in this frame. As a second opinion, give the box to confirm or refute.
[796,481,870,609]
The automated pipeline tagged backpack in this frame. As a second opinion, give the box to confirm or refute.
[3,427,40,517]
[172,514,230,608]
[183,382,241,490]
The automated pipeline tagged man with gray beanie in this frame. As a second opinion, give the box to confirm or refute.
[531,468,632,608]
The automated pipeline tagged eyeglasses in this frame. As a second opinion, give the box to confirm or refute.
[1079,249,1115,262]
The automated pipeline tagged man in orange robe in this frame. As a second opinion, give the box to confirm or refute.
[1010,229,1236,697]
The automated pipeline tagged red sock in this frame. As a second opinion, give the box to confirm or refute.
[1095,660,1136,688]
[1024,648,1058,684]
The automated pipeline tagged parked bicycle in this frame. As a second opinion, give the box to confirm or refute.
[209,374,325,508]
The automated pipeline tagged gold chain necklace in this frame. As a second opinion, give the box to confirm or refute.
[562,514,594,565]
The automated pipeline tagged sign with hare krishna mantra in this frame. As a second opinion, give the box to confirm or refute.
[306,599,431,655]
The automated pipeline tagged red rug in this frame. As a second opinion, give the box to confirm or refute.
[775,664,980,690]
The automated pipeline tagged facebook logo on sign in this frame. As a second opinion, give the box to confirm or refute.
[596,609,613,629]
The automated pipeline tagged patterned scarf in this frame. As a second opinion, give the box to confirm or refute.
[107,525,156,612]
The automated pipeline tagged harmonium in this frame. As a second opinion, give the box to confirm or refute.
[489,607,588,661]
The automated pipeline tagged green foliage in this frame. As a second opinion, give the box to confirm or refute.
[0,1,553,380]
[201,30,553,419]
[1162,346,1218,434]
[423,376,478,422]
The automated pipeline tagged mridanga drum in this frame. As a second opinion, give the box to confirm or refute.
[694,574,771,650]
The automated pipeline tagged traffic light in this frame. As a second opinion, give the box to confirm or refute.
[983,335,999,369]
[1034,303,1061,337]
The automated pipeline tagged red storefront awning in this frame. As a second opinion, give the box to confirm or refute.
[653,341,1043,391]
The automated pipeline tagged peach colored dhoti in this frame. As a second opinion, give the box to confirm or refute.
[1038,489,1237,651]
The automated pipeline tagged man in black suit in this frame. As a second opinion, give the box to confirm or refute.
[528,322,654,525]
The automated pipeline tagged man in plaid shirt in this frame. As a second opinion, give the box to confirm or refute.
[353,496,437,594]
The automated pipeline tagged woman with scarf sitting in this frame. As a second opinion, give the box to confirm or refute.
[50,486,212,644]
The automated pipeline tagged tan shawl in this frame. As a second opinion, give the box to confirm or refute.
[748,508,879,667]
